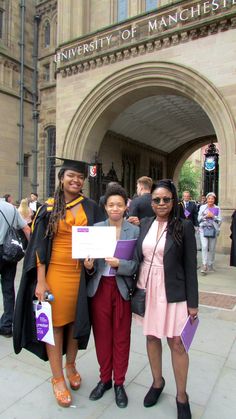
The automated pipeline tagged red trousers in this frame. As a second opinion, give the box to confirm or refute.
[90,276,132,385]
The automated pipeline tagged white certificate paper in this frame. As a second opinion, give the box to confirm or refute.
[72,226,116,258]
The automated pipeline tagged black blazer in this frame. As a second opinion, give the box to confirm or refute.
[178,201,199,227]
[135,217,198,308]
[128,193,155,219]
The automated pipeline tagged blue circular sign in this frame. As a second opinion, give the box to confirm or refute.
[205,157,215,171]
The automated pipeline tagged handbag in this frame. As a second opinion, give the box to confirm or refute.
[0,208,25,263]
[131,227,167,317]
[203,224,216,238]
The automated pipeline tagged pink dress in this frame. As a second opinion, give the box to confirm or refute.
[137,220,188,338]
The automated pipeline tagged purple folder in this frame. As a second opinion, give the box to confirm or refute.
[180,315,199,353]
[109,239,137,275]
[208,207,219,216]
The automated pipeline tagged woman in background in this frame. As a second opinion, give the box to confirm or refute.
[18,198,33,226]
[198,192,222,274]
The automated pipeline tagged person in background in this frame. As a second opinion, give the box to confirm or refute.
[98,181,119,219]
[18,198,34,226]
[230,209,236,266]
[0,200,30,337]
[127,176,154,225]
[29,192,41,216]
[13,158,103,408]
[198,192,222,274]
[178,191,199,228]
[135,179,198,419]
[197,194,207,212]
[84,184,139,408]
[3,194,14,205]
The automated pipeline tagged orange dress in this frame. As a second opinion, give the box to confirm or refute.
[46,205,87,327]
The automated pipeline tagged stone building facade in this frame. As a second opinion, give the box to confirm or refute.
[0,0,236,253]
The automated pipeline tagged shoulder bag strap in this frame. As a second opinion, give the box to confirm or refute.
[143,226,167,290]
[122,226,167,296]
[0,209,10,227]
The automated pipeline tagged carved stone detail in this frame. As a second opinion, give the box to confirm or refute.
[57,15,236,77]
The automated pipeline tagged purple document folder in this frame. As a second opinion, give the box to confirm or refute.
[109,239,137,275]
[180,315,199,353]
[208,207,219,216]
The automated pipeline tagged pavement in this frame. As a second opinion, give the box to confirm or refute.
[0,252,236,419]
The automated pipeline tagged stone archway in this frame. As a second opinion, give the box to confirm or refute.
[63,61,236,207]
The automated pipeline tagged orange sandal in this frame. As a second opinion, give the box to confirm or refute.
[51,376,72,407]
[66,362,82,391]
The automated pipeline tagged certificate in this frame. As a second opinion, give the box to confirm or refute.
[72,226,116,258]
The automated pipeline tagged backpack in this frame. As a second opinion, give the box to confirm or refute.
[0,208,25,263]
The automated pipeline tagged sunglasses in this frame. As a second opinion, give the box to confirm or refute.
[152,197,173,204]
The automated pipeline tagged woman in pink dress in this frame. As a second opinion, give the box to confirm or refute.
[135,179,198,419]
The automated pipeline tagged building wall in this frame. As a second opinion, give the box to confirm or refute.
[0,0,35,202]
[54,1,236,252]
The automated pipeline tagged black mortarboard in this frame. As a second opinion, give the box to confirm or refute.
[56,158,88,177]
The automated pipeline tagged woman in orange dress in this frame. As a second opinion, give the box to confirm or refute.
[13,159,103,408]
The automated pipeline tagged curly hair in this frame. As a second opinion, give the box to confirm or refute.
[152,179,183,246]
[46,169,67,237]
[104,184,127,205]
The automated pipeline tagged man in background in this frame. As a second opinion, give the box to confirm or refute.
[127,176,154,226]
[178,190,199,227]
[29,192,41,216]
[0,199,30,337]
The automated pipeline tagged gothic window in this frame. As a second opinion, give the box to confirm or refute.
[0,9,3,39]
[43,63,50,82]
[46,126,56,198]
[118,0,128,22]
[23,154,30,177]
[122,152,138,198]
[44,20,50,47]
[145,0,158,12]
[149,159,163,182]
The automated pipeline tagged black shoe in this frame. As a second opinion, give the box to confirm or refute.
[0,328,13,338]
[143,377,165,407]
[89,380,112,400]
[176,394,192,419]
[114,384,128,408]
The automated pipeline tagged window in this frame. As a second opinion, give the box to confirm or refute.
[0,9,3,39]
[118,0,128,22]
[44,20,50,47]
[46,127,56,198]
[145,0,158,12]
[43,63,50,82]
[23,154,30,177]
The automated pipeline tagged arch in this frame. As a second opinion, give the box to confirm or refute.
[63,61,236,205]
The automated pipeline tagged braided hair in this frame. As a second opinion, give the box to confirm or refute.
[46,169,67,237]
[152,179,183,246]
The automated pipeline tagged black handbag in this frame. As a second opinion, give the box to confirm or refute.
[131,287,146,317]
[131,227,166,317]
[0,208,25,263]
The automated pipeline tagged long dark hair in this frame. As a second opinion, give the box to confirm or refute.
[46,169,67,237]
[152,179,183,245]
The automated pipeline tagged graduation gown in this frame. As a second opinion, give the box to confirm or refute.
[13,196,103,361]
